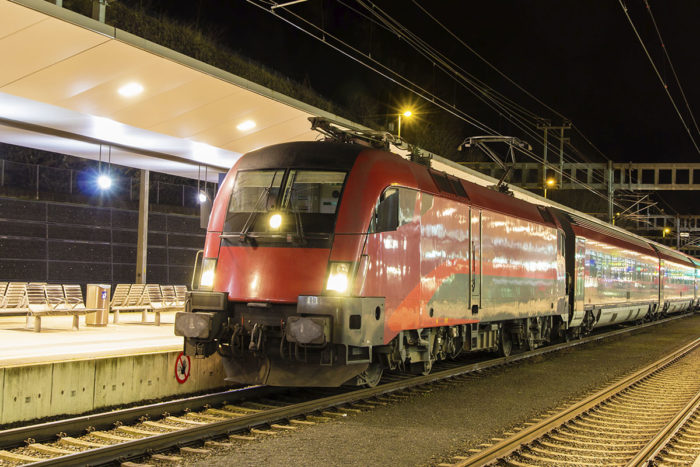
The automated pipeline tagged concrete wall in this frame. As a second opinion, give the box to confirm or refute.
[0,351,226,425]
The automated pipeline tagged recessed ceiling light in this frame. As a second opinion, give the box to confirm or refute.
[236,120,256,131]
[118,82,144,98]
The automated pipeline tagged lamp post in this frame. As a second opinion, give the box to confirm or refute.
[544,177,555,199]
[397,110,412,138]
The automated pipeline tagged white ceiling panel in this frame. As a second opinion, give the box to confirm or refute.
[0,0,365,181]
[0,14,109,87]
[0,1,46,38]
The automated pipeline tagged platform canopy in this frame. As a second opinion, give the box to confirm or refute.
[0,0,553,209]
[0,0,365,181]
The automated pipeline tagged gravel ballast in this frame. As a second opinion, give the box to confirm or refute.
[196,314,700,467]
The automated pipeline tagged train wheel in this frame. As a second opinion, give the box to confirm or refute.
[420,359,433,376]
[498,328,512,357]
[410,359,434,376]
[358,363,383,388]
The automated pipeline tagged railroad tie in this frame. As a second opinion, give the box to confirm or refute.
[179,446,211,455]
[121,462,154,467]
[224,404,262,412]
[166,416,208,425]
[27,443,74,455]
[350,403,377,410]
[250,428,276,435]
[289,419,316,426]
[206,408,242,417]
[321,411,347,418]
[204,440,234,448]
[151,453,183,463]
[59,437,106,448]
[117,426,161,436]
[229,434,256,441]
[90,431,133,442]
[142,421,182,431]
[190,412,227,421]
[270,423,297,430]
[0,450,44,463]
[305,415,331,422]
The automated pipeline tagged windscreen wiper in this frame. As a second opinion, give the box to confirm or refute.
[237,187,270,243]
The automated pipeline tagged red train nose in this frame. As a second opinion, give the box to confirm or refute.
[215,246,331,303]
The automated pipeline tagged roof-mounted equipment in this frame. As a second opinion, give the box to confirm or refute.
[458,135,531,195]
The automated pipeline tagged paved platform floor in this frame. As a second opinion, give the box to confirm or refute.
[0,311,182,368]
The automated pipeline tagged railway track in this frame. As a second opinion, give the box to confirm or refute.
[0,313,692,467]
[441,335,700,467]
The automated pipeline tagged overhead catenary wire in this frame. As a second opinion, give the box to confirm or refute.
[353,0,613,187]
[247,0,496,134]
[618,0,700,156]
[412,0,570,123]
[642,0,700,137]
[248,0,631,210]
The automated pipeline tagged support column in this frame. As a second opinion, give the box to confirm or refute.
[136,170,149,284]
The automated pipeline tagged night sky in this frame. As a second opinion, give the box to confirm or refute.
[130,0,699,211]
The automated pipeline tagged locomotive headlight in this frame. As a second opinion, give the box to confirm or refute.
[326,262,352,294]
[199,257,217,290]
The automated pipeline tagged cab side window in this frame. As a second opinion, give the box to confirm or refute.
[374,188,399,233]
[370,187,417,233]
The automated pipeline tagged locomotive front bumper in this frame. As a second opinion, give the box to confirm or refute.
[175,291,228,337]
[293,295,386,350]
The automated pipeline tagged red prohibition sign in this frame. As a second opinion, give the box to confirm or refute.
[175,352,191,384]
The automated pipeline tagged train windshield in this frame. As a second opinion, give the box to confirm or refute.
[224,169,346,240]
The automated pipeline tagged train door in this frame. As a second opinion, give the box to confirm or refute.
[470,208,481,314]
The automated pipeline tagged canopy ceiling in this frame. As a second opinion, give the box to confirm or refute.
[0,0,360,180]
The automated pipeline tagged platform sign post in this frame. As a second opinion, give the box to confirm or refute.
[175,352,191,384]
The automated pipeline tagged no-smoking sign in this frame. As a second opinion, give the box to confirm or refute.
[175,352,191,384]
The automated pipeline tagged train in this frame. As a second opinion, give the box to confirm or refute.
[175,138,699,387]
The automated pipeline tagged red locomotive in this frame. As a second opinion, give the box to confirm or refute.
[175,138,698,387]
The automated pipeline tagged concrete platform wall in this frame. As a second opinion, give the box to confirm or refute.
[0,351,226,425]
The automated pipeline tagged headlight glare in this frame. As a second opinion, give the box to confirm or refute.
[199,257,217,290]
[326,262,351,294]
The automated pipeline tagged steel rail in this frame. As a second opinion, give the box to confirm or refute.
[0,386,280,449]
[7,313,691,466]
[451,336,700,467]
[626,389,700,466]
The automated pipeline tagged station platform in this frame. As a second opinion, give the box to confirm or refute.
[0,312,227,426]
[0,312,182,367]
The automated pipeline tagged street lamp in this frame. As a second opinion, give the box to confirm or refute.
[397,110,413,138]
[663,227,671,238]
[544,177,555,198]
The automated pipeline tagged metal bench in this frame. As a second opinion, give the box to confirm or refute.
[110,283,150,324]
[0,282,29,315]
[144,284,180,325]
[174,285,188,308]
[25,283,94,332]
[160,285,184,312]
[0,282,7,306]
